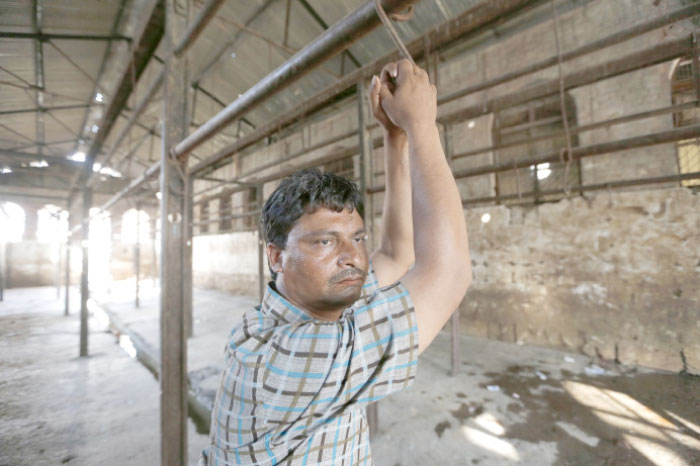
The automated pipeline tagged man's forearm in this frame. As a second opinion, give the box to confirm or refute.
[378,132,414,261]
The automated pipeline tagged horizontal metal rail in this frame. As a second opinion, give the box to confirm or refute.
[453,101,699,160]
[438,0,700,104]
[367,124,700,193]
[173,0,422,160]
[461,171,700,206]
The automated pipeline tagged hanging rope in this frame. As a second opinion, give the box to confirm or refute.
[374,0,416,65]
[551,0,574,196]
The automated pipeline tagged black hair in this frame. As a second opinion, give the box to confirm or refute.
[261,168,364,280]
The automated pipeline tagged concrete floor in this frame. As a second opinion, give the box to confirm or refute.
[2,282,699,465]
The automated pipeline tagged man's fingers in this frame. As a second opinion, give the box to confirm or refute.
[396,59,414,83]
[370,75,381,111]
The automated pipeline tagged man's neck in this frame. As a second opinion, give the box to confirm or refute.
[272,279,343,321]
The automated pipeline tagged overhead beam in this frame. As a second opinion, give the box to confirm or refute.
[69,0,129,170]
[69,0,165,194]
[0,148,83,168]
[0,31,131,41]
[192,0,277,86]
[297,0,363,69]
[0,103,90,116]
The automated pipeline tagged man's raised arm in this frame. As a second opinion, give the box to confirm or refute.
[377,59,471,354]
[369,67,414,287]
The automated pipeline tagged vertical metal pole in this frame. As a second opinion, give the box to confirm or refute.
[257,184,265,302]
[184,178,193,338]
[0,241,4,302]
[160,1,189,463]
[55,242,62,299]
[64,232,71,315]
[443,124,460,376]
[357,80,379,436]
[135,203,141,308]
[79,187,92,357]
[151,215,157,288]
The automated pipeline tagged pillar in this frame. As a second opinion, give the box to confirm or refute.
[160,1,190,462]
[79,187,92,357]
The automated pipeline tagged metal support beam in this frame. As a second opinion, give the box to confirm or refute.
[64,222,71,316]
[443,124,460,376]
[32,0,45,158]
[79,187,91,357]
[135,203,141,308]
[356,79,379,436]
[256,184,265,302]
[297,0,363,69]
[69,0,128,170]
[174,0,226,56]
[160,0,189,462]
[184,179,193,339]
[0,104,90,116]
[0,31,131,41]
[70,0,165,195]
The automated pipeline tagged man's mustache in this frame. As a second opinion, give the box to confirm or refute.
[329,268,366,284]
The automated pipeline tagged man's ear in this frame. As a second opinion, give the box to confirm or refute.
[266,243,284,275]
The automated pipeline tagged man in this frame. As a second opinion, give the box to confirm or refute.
[200,59,471,465]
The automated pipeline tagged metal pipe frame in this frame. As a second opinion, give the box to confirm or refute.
[462,171,700,206]
[174,0,423,159]
[78,0,537,213]
[187,0,534,176]
[0,32,132,41]
[437,0,700,105]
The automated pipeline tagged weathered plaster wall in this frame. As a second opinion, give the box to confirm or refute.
[3,242,59,288]
[461,187,700,372]
[192,232,270,296]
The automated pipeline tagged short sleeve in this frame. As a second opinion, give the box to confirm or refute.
[260,282,418,437]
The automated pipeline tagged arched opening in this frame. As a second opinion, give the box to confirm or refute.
[36,204,69,244]
[121,209,151,245]
[491,92,581,203]
[0,202,25,242]
[89,208,112,292]
[671,58,700,187]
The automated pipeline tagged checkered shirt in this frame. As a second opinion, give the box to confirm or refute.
[199,266,418,465]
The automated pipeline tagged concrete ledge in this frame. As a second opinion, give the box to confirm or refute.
[92,299,213,432]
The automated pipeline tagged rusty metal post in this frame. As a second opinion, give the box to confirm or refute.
[64,231,71,315]
[357,79,380,435]
[135,202,141,308]
[444,124,460,376]
[184,177,193,339]
[160,0,189,463]
[79,187,91,357]
[257,184,265,302]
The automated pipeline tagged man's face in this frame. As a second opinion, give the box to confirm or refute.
[269,206,369,320]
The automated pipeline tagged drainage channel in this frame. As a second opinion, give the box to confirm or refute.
[89,298,213,435]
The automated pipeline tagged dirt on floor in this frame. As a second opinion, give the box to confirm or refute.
[0,287,207,466]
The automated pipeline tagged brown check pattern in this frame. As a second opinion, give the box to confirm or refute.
[199,268,418,465]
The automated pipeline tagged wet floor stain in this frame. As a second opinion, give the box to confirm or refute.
[482,363,700,465]
[434,420,451,438]
[449,402,484,422]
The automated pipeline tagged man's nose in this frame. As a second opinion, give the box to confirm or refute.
[337,238,362,268]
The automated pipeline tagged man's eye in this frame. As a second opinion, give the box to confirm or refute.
[318,239,332,246]
[354,235,368,243]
